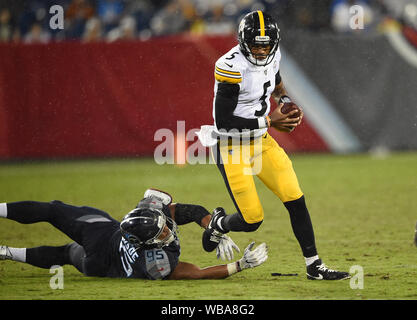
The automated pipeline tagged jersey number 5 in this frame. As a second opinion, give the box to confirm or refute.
[255,81,271,117]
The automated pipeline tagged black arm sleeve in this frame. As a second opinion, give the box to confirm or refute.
[275,70,282,85]
[173,203,210,226]
[215,83,259,131]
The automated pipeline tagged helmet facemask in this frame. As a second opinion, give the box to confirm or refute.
[120,208,178,250]
[245,39,279,66]
[146,214,178,248]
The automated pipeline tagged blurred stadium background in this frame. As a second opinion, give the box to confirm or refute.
[0,0,416,160]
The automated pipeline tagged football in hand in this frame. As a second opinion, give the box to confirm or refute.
[280,102,301,119]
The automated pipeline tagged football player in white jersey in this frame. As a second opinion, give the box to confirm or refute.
[201,11,350,280]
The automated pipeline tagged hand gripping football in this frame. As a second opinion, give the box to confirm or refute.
[280,102,301,119]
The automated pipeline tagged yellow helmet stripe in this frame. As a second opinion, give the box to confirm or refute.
[257,10,265,36]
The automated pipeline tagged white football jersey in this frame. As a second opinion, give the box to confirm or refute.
[213,44,281,138]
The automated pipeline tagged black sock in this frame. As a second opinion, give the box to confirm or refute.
[26,245,71,269]
[284,196,318,258]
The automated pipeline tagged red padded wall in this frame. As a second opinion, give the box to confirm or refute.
[0,35,328,160]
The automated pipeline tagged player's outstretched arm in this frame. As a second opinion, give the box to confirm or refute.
[168,242,268,280]
[142,188,212,227]
[142,189,240,261]
[169,203,211,228]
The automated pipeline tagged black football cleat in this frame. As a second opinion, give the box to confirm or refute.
[208,207,228,233]
[306,259,350,280]
[201,207,227,252]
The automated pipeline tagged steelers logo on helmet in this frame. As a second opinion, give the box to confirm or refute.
[238,10,280,66]
[120,207,178,249]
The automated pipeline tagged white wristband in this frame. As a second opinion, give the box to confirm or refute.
[227,262,239,275]
[257,116,268,129]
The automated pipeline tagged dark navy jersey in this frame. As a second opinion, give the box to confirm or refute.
[107,233,180,279]
[46,199,180,280]
[106,199,181,279]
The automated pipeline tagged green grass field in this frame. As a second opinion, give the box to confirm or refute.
[0,152,416,300]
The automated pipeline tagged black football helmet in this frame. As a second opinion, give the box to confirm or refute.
[120,207,177,249]
[238,11,280,66]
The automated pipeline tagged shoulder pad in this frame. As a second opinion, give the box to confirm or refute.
[214,59,242,84]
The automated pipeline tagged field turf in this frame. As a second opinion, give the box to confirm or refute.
[0,152,416,300]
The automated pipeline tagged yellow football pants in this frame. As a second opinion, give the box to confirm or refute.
[212,133,303,224]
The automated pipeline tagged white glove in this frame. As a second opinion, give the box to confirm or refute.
[143,188,172,206]
[238,242,268,270]
[216,234,240,261]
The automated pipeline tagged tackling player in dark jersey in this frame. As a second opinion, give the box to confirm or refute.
[0,189,267,280]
